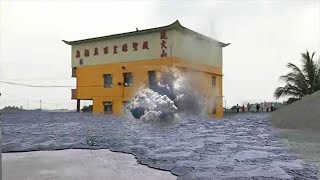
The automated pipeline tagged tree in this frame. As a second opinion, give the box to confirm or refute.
[274,51,320,104]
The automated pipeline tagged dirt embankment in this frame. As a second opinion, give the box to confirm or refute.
[272,90,320,131]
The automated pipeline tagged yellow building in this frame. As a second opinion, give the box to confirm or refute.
[63,20,229,118]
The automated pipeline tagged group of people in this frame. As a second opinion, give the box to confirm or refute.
[235,103,275,113]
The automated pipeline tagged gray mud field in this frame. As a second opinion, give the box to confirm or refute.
[1,111,319,180]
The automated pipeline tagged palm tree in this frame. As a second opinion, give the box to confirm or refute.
[274,51,320,104]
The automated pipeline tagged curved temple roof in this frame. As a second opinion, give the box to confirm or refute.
[62,20,230,47]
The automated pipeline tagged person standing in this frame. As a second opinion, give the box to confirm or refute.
[270,103,274,112]
[247,103,251,112]
[236,104,240,113]
[256,103,260,112]
[241,105,245,112]
[264,102,268,112]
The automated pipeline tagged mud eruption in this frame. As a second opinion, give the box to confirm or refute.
[127,68,208,121]
[127,88,177,122]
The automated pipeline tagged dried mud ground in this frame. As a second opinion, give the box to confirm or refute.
[277,129,320,180]
[1,111,319,180]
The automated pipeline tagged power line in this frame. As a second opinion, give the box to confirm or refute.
[5,77,73,81]
[0,80,102,88]
[0,80,74,87]
[1,99,76,105]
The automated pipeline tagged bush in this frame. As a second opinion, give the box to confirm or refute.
[82,105,93,112]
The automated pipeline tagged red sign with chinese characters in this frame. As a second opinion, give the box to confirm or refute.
[84,49,90,57]
[132,42,138,51]
[94,48,99,56]
[142,41,149,49]
[76,50,81,58]
[122,44,128,52]
[104,46,109,54]
[75,41,150,58]
[160,30,168,58]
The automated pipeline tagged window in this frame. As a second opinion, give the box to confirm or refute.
[148,70,157,86]
[123,72,133,86]
[72,67,77,77]
[212,76,216,87]
[103,101,112,114]
[212,100,217,114]
[79,59,83,65]
[103,74,113,88]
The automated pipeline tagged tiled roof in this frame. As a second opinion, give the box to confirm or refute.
[63,20,229,47]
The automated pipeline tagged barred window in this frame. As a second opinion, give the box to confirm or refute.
[123,72,133,86]
[212,100,217,114]
[103,74,112,88]
[148,70,157,86]
[212,76,216,87]
[104,101,112,114]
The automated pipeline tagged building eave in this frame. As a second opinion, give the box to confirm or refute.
[222,43,230,47]
[62,20,181,46]
[62,20,229,47]
[177,24,229,47]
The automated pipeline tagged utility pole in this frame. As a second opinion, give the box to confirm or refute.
[0,92,2,180]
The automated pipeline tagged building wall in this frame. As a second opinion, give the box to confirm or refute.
[76,58,173,115]
[71,30,174,67]
[172,58,223,118]
[75,57,223,118]
[71,29,223,69]
[70,29,224,118]
[172,30,223,68]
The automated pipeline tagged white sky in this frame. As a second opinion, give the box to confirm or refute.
[1,0,319,110]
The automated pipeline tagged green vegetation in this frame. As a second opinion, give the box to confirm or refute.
[0,106,24,112]
[82,105,93,112]
[274,51,320,104]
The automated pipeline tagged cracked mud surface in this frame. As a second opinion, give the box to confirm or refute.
[2,111,318,179]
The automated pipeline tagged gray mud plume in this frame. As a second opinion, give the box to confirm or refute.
[127,88,178,122]
[127,67,208,121]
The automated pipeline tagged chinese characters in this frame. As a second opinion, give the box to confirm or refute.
[160,30,167,58]
[75,41,150,58]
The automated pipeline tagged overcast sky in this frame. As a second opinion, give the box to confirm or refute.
[1,0,319,110]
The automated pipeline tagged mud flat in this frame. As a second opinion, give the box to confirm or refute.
[277,129,320,179]
[3,149,176,180]
[2,111,319,179]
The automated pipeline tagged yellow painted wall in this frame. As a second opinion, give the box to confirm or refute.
[75,57,223,118]
[172,58,223,118]
[77,58,172,115]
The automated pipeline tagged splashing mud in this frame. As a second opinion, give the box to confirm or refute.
[127,88,177,122]
[127,67,212,121]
